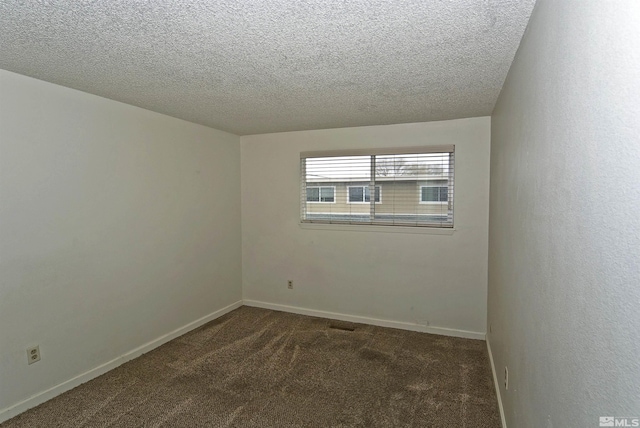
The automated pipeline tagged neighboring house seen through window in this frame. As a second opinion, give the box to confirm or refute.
[348,186,381,203]
[421,186,448,203]
[300,146,454,228]
[306,186,335,203]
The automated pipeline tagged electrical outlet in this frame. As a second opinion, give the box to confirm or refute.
[287,280,293,289]
[504,366,509,390]
[27,346,41,365]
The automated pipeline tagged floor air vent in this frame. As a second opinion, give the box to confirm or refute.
[329,324,356,332]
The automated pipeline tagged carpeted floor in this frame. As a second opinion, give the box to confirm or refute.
[1,307,501,427]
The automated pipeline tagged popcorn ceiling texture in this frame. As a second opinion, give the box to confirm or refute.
[0,0,535,135]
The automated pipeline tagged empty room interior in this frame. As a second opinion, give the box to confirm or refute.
[1,0,639,427]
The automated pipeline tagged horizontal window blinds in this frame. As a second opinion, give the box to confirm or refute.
[300,147,454,228]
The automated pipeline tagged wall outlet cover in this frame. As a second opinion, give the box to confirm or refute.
[27,346,41,365]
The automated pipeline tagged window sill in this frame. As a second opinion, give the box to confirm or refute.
[299,222,455,235]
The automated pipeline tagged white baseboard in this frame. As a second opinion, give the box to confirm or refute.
[0,300,243,424]
[486,339,507,428]
[1,299,485,423]
[243,300,486,340]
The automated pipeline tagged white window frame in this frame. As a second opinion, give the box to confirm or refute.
[300,145,454,228]
[347,185,382,204]
[419,185,449,204]
[306,186,336,204]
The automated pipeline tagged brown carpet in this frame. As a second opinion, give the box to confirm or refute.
[2,307,500,427]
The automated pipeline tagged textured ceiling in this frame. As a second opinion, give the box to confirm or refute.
[0,1,535,135]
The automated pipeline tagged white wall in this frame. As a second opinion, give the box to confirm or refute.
[241,117,491,338]
[488,1,640,427]
[0,70,242,416]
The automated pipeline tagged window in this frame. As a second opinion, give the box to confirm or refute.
[306,186,335,203]
[348,186,381,203]
[300,146,454,227]
[421,186,448,203]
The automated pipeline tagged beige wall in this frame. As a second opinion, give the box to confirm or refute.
[488,1,640,426]
[0,70,242,419]
[241,117,491,337]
